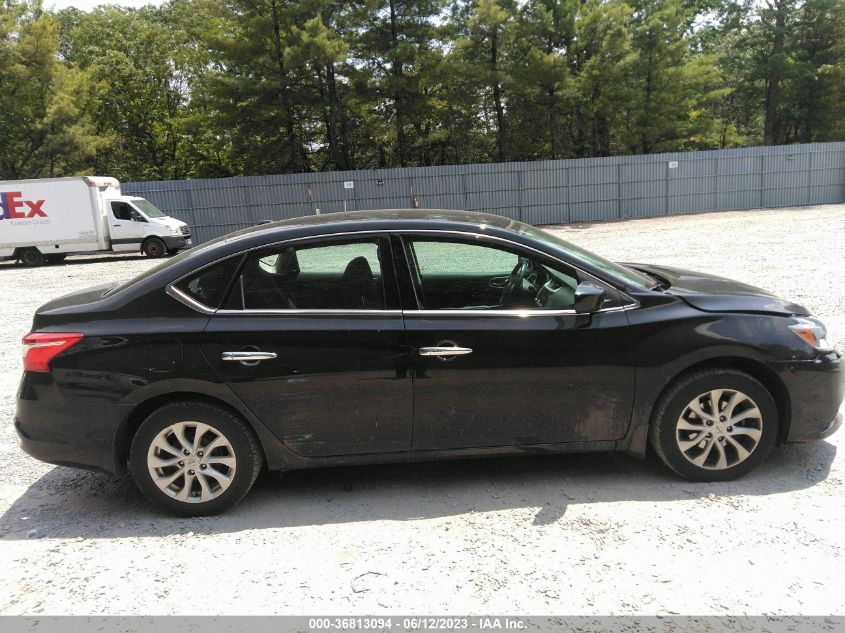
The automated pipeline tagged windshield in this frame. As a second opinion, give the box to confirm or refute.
[132,198,167,218]
[516,224,653,289]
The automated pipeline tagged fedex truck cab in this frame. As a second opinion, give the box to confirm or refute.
[0,176,191,266]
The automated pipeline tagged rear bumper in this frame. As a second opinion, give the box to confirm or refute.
[15,377,132,474]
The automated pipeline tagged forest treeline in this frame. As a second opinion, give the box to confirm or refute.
[1,0,844,182]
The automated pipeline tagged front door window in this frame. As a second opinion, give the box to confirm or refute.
[403,237,579,311]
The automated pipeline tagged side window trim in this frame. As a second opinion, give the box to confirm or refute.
[166,229,639,315]
[400,236,426,311]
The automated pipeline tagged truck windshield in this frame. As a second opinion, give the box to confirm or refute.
[132,199,167,218]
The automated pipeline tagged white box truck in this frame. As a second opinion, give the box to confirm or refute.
[0,176,191,266]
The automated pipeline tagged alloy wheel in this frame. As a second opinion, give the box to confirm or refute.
[147,421,237,503]
[675,389,763,470]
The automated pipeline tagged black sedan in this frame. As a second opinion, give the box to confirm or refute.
[15,210,843,515]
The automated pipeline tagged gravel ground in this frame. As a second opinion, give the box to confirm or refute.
[0,204,843,616]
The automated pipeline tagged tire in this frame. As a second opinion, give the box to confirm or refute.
[20,248,44,267]
[142,237,166,258]
[129,401,262,516]
[649,368,778,482]
[45,254,67,264]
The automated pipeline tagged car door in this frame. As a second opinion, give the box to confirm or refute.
[197,234,413,457]
[109,201,147,251]
[396,233,636,451]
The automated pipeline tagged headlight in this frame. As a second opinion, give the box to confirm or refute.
[789,317,832,350]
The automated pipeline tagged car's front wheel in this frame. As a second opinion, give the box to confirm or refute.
[129,401,262,516]
[142,237,167,258]
[649,368,778,481]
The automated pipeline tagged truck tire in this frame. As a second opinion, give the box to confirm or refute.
[143,237,166,258]
[20,248,44,267]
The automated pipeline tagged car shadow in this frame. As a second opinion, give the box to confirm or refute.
[0,254,151,268]
[0,441,837,540]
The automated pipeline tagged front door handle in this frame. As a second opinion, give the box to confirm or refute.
[222,351,277,362]
[419,346,473,357]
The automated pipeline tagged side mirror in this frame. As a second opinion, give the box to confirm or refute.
[130,209,146,222]
[574,281,606,314]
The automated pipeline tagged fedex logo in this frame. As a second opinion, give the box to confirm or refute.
[0,191,47,220]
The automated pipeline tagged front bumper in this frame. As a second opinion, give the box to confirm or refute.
[817,410,843,439]
[770,350,845,442]
[162,234,192,250]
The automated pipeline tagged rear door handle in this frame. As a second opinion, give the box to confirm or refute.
[419,346,473,357]
[222,351,277,362]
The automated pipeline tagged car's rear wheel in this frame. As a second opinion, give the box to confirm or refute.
[649,368,778,481]
[129,401,262,516]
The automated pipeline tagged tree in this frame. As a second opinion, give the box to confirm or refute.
[283,2,370,172]
[731,0,845,146]
[790,0,845,142]
[505,0,574,160]
[0,1,104,179]
[8,0,841,181]
[59,5,199,180]
[460,0,514,162]
[624,0,727,153]
[200,0,313,175]
[357,0,446,167]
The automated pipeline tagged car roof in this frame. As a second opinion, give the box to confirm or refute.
[226,208,528,241]
[102,209,542,300]
[104,207,652,305]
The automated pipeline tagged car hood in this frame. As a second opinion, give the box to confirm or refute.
[626,263,809,316]
[149,216,188,230]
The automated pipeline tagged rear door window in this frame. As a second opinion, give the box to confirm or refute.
[227,238,391,310]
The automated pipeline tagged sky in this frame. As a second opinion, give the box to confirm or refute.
[45,0,163,11]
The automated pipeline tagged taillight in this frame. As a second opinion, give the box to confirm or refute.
[22,332,83,373]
